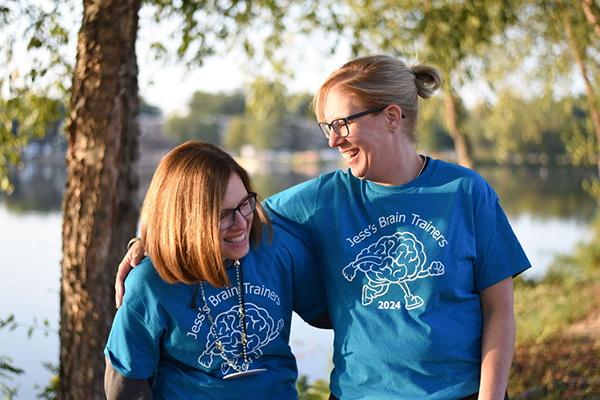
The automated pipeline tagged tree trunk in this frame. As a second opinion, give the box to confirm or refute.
[59,0,141,398]
[562,3,600,176]
[581,0,600,41]
[442,88,474,169]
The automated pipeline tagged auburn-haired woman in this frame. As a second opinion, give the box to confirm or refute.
[104,141,327,399]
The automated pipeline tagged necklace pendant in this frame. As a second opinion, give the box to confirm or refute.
[223,368,267,380]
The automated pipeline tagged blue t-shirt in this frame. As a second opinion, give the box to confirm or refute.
[264,158,531,400]
[105,225,327,400]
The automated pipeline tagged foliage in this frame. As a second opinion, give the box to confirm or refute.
[513,277,598,344]
[509,214,600,397]
[165,117,220,144]
[512,212,600,344]
[139,97,162,116]
[0,1,74,194]
[510,335,600,399]
[186,91,246,116]
[583,177,600,205]
[165,89,323,152]
[164,91,245,144]
[34,363,59,400]
[479,94,579,165]
[223,115,247,151]
[143,1,317,67]
[324,0,523,167]
[506,0,600,178]
[0,355,23,400]
[296,376,330,400]
[0,93,64,194]
[244,77,288,149]
[1,315,23,400]
[3,0,600,190]
[418,95,455,152]
[0,314,58,400]
[419,89,577,165]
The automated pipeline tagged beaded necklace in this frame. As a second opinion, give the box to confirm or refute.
[199,259,266,379]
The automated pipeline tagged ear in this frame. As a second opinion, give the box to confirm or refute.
[384,104,403,132]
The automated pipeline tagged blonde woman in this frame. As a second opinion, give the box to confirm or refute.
[265,55,529,400]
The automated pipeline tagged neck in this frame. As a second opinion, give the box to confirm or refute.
[375,149,425,187]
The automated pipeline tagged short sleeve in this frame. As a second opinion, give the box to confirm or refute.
[473,188,531,292]
[273,226,327,323]
[104,263,164,379]
[264,178,320,252]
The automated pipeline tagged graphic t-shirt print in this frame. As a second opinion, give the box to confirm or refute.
[187,284,284,375]
[343,231,445,309]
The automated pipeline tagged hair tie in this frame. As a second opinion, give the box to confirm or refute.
[408,69,417,77]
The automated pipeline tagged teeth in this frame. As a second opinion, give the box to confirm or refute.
[225,232,246,244]
[342,151,358,160]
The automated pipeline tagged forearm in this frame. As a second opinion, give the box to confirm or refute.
[478,277,515,400]
[479,309,515,400]
[105,356,154,400]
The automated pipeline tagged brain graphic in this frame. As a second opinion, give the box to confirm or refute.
[198,303,283,372]
[344,232,427,284]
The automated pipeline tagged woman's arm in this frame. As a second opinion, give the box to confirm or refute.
[115,239,146,308]
[478,277,515,400]
[105,357,154,400]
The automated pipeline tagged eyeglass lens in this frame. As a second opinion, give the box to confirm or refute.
[220,193,256,231]
[319,120,348,139]
[318,107,386,139]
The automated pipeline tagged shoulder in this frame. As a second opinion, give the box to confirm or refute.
[122,257,172,306]
[269,224,309,252]
[429,159,496,200]
[249,225,315,273]
[431,158,484,181]
[253,225,306,258]
[265,169,349,204]
[125,257,161,286]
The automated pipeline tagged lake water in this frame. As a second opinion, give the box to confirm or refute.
[0,159,597,398]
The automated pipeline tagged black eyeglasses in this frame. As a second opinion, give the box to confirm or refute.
[318,107,386,139]
[219,192,257,231]
[317,106,406,139]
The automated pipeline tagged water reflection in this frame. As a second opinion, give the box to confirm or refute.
[3,161,67,212]
[3,160,597,223]
[478,165,598,222]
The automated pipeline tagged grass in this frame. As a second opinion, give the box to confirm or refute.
[508,217,600,399]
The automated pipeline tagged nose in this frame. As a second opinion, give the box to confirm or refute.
[230,209,249,229]
[328,132,343,148]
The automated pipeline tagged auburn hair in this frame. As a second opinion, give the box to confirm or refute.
[140,141,270,287]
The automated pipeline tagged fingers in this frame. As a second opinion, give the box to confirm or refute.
[131,240,145,266]
[115,260,133,308]
[114,240,146,308]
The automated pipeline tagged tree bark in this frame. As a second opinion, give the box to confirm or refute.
[442,87,474,169]
[59,0,141,398]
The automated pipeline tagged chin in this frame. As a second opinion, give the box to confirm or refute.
[350,166,368,180]
[222,244,250,261]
